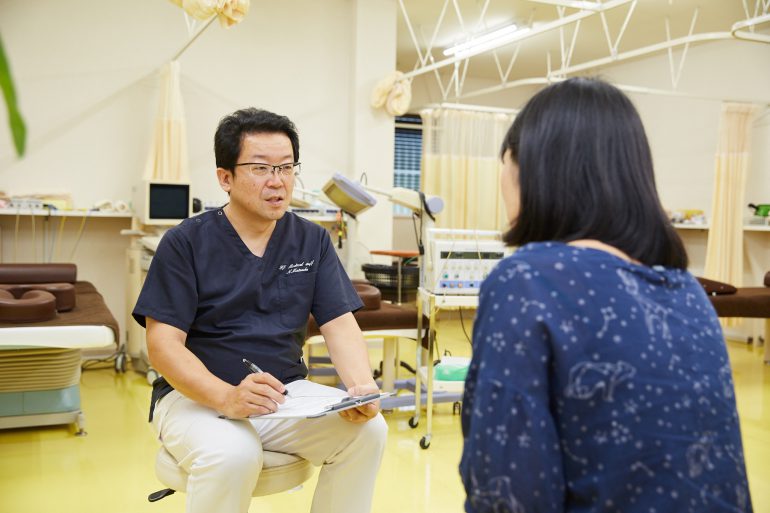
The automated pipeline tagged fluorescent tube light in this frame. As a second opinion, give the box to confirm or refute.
[525,0,602,9]
[443,24,526,58]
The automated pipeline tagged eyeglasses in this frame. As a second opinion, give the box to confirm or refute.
[234,162,301,179]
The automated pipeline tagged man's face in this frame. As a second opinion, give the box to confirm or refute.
[218,132,295,223]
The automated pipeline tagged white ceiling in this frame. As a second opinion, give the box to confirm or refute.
[396,0,766,85]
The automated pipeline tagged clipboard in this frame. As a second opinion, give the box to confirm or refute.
[253,392,393,420]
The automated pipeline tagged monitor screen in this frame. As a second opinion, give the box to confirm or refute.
[148,183,189,220]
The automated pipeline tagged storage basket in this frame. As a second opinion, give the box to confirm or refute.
[361,263,419,290]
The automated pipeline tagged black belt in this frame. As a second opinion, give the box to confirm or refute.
[148,376,173,422]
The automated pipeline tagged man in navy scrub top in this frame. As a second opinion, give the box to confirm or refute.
[133,108,387,513]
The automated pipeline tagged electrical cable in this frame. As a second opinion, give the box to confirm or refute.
[45,211,58,263]
[458,308,472,343]
[80,351,121,370]
[53,216,66,262]
[30,209,36,262]
[69,213,90,261]
[47,216,55,262]
[13,210,20,262]
[43,215,47,263]
[432,331,442,366]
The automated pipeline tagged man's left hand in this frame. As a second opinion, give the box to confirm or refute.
[339,383,381,424]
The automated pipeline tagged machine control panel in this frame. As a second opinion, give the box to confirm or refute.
[426,239,508,295]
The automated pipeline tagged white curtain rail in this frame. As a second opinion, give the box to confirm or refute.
[422,102,519,114]
[401,0,634,81]
[450,73,770,107]
[615,83,770,106]
[731,13,770,43]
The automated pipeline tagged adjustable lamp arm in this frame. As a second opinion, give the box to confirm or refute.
[362,184,444,217]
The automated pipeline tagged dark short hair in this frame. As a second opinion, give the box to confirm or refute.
[214,108,299,171]
[500,77,688,269]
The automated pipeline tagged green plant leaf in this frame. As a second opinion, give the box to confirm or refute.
[0,33,26,157]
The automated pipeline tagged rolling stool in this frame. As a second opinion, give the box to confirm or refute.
[148,446,315,502]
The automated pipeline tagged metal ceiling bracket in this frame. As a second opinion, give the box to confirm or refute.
[599,0,638,58]
[401,0,635,80]
[664,8,698,90]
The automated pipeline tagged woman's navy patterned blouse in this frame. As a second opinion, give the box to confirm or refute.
[460,242,752,513]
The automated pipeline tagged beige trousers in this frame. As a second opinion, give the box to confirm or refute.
[152,379,388,513]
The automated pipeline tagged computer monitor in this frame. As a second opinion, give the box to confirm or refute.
[133,180,192,226]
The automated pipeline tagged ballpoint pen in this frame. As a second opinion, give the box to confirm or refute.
[242,358,291,397]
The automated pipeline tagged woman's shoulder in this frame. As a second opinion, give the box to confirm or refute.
[483,242,567,293]
[491,242,580,277]
[485,240,679,294]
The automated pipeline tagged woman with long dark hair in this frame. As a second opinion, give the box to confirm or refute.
[460,78,752,512]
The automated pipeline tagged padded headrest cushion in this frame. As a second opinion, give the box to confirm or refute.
[354,282,381,311]
[0,263,77,284]
[696,277,737,296]
[0,283,76,311]
[0,289,57,322]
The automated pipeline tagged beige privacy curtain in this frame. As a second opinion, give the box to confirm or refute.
[420,109,514,230]
[143,60,190,182]
[704,103,758,292]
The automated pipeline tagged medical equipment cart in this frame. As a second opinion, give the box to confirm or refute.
[410,287,478,449]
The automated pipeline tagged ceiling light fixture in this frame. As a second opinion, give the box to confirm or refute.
[525,0,602,10]
[442,23,528,58]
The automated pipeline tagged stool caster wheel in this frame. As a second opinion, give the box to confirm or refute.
[115,353,127,373]
[147,368,160,385]
[408,416,419,428]
[419,435,430,449]
[75,412,87,437]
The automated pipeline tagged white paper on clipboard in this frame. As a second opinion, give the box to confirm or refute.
[254,392,393,420]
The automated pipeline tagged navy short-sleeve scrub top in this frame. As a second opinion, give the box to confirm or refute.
[132,209,363,391]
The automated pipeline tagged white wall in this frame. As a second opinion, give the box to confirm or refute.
[0,0,397,347]
[346,0,397,277]
[601,40,770,221]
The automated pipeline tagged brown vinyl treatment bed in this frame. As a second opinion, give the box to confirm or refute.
[699,272,770,363]
[0,264,118,434]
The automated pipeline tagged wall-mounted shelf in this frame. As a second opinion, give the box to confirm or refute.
[672,223,770,232]
[0,208,133,218]
[672,223,709,230]
[744,225,770,232]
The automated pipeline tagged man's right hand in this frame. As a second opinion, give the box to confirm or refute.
[220,372,287,419]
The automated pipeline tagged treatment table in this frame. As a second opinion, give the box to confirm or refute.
[0,266,118,435]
